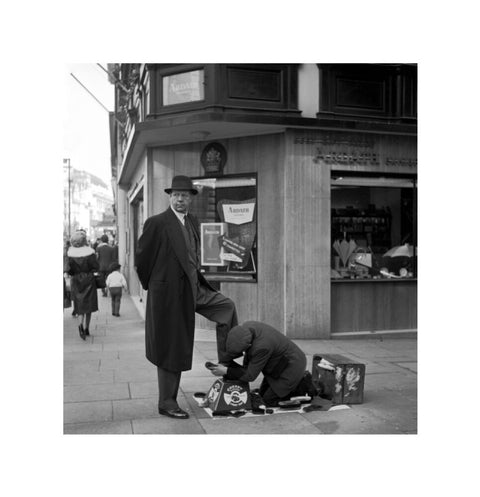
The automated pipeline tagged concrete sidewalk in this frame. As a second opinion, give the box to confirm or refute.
[63,292,417,435]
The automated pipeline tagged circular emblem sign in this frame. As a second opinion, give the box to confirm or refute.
[200,142,227,175]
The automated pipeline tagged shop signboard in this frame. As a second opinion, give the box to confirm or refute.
[163,69,204,106]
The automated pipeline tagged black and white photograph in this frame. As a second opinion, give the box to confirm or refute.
[62,61,419,435]
[4,2,480,496]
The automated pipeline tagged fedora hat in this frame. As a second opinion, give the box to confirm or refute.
[164,175,198,195]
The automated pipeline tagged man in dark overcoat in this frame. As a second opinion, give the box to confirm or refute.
[135,175,238,419]
[96,234,116,296]
[210,321,316,406]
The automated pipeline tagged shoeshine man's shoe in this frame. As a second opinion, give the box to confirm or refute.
[158,407,189,419]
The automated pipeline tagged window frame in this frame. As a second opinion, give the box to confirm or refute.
[191,173,258,283]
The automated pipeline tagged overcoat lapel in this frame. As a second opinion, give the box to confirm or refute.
[164,209,196,293]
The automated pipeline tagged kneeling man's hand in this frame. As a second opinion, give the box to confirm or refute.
[210,364,227,376]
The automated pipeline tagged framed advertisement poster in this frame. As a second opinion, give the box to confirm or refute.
[200,223,228,266]
[190,174,257,282]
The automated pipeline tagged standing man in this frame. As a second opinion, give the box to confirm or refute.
[96,234,116,297]
[135,175,238,419]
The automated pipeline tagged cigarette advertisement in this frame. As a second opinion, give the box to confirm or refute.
[200,223,228,266]
[217,199,256,270]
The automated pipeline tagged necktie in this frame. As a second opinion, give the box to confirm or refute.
[184,216,199,265]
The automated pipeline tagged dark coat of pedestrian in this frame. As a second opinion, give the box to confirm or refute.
[96,234,116,297]
[135,175,238,419]
[67,231,99,339]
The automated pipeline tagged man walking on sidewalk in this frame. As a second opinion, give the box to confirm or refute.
[96,234,116,297]
[135,175,238,419]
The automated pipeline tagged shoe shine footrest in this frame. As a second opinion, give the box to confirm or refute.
[206,378,252,413]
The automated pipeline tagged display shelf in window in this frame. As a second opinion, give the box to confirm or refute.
[330,177,417,281]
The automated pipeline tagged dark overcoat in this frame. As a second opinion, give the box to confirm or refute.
[135,207,216,372]
[67,246,99,314]
[226,321,307,398]
[96,243,116,272]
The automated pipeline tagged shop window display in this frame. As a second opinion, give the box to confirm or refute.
[331,176,417,280]
[190,174,257,282]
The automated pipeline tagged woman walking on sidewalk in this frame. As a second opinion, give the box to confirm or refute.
[66,231,99,340]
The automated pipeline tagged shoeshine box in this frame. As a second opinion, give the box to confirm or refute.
[312,354,365,404]
[206,378,252,413]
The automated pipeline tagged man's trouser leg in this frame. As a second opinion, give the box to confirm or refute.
[195,284,238,363]
[101,271,108,296]
[157,367,182,410]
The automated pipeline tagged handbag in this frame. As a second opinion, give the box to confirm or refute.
[94,272,106,289]
[350,247,372,268]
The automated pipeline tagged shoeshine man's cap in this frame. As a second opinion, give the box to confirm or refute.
[164,175,198,195]
[226,325,253,357]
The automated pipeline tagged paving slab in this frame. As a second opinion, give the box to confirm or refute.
[117,350,148,360]
[102,342,145,352]
[64,382,130,402]
[132,416,206,434]
[129,381,158,399]
[112,398,160,421]
[99,357,147,370]
[304,408,403,434]
[64,351,119,362]
[64,359,100,372]
[93,335,144,344]
[64,420,133,435]
[197,412,321,434]
[363,371,416,391]
[64,400,113,424]
[64,343,103,353]
[393,361,417,373]
[113,367,156,383]
[64,369,115,386]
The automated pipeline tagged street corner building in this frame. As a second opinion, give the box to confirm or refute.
[107,63,417,340]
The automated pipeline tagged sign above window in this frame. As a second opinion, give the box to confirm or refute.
[162,69,204,106]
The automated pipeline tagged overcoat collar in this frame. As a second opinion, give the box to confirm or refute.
[164,208,193,282]
[67,246,94,257]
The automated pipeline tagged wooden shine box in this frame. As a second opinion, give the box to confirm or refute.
[312,354,366,404]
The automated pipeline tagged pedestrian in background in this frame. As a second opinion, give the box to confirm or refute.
[96,234,116,297]
[63,240,74,313]
[67,231,99,340]
[136,175,238,420]
[106,262,128,317]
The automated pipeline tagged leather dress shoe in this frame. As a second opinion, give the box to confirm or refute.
[158,407,189,419]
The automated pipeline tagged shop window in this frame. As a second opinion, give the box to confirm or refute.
[131,188,144,258]
[190,174,257,282]
[331,175,417,280]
